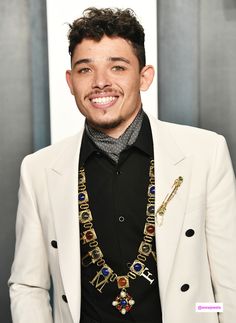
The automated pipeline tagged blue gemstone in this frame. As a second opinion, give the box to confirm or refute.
[121,300,127,306]
[150,186,155,194]
[101,267,109,276]
[134,263,142,272]
[78,193,85,201]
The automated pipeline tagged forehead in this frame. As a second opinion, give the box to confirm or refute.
[72,35,137,63]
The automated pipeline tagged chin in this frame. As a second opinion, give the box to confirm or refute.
[88,116,124,130]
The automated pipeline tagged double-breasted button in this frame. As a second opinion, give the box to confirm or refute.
[51,240,58,248]
[181,284,190,292]
[185,229,195,237]
[62,295,68,303]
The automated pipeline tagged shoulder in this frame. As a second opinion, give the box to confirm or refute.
[21,131,83,170]
[160,119,222,141]
[148,114,226,152]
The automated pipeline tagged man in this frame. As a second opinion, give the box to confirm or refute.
[9,7,236,323]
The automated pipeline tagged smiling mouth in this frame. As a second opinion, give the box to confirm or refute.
[90,96,117,105]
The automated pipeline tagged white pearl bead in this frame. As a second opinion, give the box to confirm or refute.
[121,308,126,315]
[129,300,135,305]
[112,301,118,306]
[120,291,126,298]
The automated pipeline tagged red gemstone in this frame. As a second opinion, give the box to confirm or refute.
[85,231,93,240]
[126,305,131,311]
[117,305,122,311]
[118,277,127,287]
[147,225,155,234]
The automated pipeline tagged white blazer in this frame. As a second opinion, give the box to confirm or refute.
[9,114,236,323]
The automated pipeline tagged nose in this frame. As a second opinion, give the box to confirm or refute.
[91,69,112,90]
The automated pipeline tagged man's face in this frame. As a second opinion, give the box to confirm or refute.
[66,35,154,137]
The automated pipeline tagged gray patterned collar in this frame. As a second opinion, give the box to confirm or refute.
[85,109,144,163]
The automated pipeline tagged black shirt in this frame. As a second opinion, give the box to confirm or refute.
[79,114,162,323]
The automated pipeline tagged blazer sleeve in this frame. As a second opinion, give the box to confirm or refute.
[8,156,53,323]
[206,135,236,323]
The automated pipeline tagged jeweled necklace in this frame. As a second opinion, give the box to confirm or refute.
[78,160,184,315]
[78,159,156,315]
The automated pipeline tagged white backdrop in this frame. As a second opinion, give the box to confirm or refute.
[46,0,158,143]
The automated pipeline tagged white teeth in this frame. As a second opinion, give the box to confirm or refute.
[91,96,116,104]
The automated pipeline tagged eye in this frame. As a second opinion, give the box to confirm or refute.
[78,67,91,74]
[111,65,126,71]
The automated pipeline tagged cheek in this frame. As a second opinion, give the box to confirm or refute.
[119,77,140,93]
[73,82,85,99]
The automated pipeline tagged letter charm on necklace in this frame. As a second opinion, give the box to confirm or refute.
[140,267,155,285]
[90,266,113,293]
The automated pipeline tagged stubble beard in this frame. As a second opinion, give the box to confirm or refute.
[87,116,124,131]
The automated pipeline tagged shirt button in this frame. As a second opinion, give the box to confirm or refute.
[119,216,125,222]
[116,170,122,175]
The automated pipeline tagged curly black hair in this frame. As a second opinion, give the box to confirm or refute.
[68,7,146,69]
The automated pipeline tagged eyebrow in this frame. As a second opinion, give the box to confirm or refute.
[73,56,131,68]
[108,57,131,64]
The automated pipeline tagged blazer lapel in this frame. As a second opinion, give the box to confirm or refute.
[46,131,83,323]
[149,115,192,309]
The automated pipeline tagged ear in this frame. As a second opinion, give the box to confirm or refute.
[65,70,74,95]
[139,65,155,91]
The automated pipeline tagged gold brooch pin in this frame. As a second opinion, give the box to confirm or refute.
[155,176,183,226]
